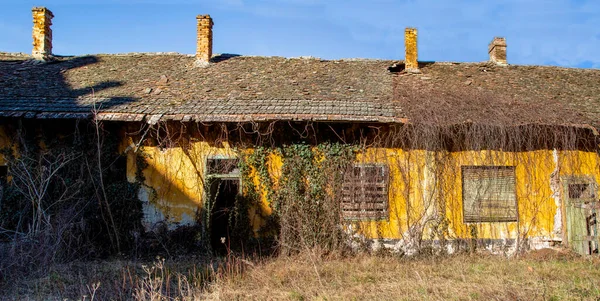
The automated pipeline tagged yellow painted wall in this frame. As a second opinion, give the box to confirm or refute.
[125,140,236,227]
[125,137,600,242]
[1,121,592,246]
[349,149,599,242]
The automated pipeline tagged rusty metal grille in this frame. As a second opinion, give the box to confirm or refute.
[341,164,389,220]
[462,166,517,223]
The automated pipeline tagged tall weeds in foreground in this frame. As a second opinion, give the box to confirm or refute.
[0,119,143,287]
[1,247,599,300]
[209,250,600,301]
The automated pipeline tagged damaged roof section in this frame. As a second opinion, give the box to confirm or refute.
[393,62,600,129]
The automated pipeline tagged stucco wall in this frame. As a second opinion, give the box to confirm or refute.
[126,137,600,247]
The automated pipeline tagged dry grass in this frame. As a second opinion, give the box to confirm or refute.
[2,256,214,300]
[3,250,600,300]
[209,250,600,301]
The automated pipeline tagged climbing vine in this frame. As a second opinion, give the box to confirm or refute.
[237,142,359,255]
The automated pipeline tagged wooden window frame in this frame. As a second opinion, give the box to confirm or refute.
[462,165,518,223]
[341,163,389,221]
[205,157,240,179]
[204,156,242,195]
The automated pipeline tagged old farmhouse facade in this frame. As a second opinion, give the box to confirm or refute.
[1,7,600,255]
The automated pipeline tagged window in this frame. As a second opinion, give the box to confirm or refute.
[205,157,242,200]
[341,164,389,220]
[462,166,517,223]
[206,158,240,177]
[565,177,596,203]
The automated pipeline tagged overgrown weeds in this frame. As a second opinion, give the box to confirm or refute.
[0,120,143,288]
[4,249,598,300]
[210,249,600,300]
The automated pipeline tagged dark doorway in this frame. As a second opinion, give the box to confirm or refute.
[209,178,240,254]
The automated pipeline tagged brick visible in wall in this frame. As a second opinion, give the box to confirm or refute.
[489,37,507,66]
[196,15,213,63]
[32,7,53,60]
[405,28,418,72]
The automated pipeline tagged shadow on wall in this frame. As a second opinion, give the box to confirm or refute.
[0,55,135,115]
[136,152,203,229]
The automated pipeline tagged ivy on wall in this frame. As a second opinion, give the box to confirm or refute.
[236,142,358,254]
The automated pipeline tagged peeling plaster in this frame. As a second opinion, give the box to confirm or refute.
[551,148,562,238]
[138,186,196,231]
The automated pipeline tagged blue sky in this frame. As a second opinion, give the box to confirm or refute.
[0,0,598,68]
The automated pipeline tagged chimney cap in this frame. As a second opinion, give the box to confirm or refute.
[32,6,54,18]
[488,37,507,66]
[488,37,506,52]
[196,14,214,25]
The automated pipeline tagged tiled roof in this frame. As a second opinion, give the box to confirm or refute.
[0,53,400,123]
[1,52,599,128]
[393,62,600,128]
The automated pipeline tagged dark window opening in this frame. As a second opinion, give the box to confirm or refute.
[0,166,7,178]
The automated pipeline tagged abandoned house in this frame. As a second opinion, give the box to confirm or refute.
[1,7,600,255]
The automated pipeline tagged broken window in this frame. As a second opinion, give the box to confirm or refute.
[341,164,389,220]
[462,166,517,223]
[206,158,240,177]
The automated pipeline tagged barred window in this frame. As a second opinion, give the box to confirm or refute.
[565,177,596,202]
[341,164,389,220]
[462,166,517,223]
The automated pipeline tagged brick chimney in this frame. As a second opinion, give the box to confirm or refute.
[32,7,54,60]
[196,15,213,65]
[404,28,419,72]
[488,37,507,66]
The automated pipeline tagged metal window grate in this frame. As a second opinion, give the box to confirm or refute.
[462,166,517,223]
[568,183,595,200]
[341,164,389,220]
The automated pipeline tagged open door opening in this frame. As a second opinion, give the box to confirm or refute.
[205,157,242,255]
[209,179,239,254]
